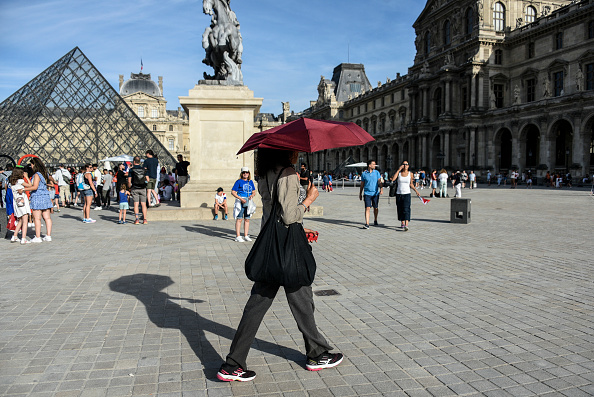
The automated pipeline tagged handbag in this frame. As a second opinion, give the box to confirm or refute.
[244,168,316,288]
[7,214,17,231]
[389,180,397,197]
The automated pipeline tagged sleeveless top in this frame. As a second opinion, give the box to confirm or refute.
[396,173,411,195]
[29,172,53,210]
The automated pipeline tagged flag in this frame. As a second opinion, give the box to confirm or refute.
[140,58,143,72]
[418,196,430,205]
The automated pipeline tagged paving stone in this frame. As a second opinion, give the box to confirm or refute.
[0,187,592,396]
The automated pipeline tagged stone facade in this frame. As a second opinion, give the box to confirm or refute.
[294,0,594,178]
[119,73,190,166]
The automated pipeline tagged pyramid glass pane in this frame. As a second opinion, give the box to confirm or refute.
[0,47,176,168]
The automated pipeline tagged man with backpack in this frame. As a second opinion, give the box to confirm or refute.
[128,156,148,224]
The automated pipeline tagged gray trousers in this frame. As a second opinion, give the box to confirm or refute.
[225,282,332,370]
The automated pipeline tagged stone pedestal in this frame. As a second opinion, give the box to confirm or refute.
[178,84,263,212]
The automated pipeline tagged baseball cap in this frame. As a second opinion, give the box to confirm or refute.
[241,166,250,173]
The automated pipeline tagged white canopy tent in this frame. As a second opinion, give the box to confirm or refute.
[345,162,368,168]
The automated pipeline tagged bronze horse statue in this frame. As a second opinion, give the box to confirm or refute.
[202,0,243,85]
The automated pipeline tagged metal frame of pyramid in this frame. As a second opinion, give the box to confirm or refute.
[0,47,176,168]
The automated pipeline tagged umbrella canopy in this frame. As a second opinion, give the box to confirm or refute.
[98,154,134,162]
[237,118,374,154]
[345,162,369,167]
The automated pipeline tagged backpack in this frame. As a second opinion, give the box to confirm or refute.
[60,169,70,184]
[130,166,145,188]
[76,173,84,189]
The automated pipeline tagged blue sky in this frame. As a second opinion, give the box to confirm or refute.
[0,0,426,115]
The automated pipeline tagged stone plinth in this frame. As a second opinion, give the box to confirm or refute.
[179,84,263,212]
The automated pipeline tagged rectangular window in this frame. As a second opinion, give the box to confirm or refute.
[553,71,564,96]
[528,42,535,59]
[462,87,468,111]
[494,50,502,65]
[381,97,385,107]
[364,103,368,112]
[152,108,158,118]
[589,21,594,39]
[555,32,563,50]
[138,106,144,118]
[350,83,361,92]
[168,139,174,150]
[494,84,504,108]
[152,124,157,131]
[401,90,405,100]
[526,79,536,102]
[586,64,594,90]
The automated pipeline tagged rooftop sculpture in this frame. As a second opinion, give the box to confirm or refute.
[201,0,244,85]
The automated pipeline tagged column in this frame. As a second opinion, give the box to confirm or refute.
[477,73,484,109]
[477,126,486,167]
[423,88,429,119]
[469,128,476,168]
[572,124,583,174]
[445,80,451,113]
[444,131,450,166]
[470,74,477,109]
[422,135,427,167]
[411,94,416,121]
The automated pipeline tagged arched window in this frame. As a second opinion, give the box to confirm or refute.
[425,32,431,55]
[169,124,173,132]
[466,8,474,35]
[525,6,536,24]
[444,20,451,45]
[494,2,505,32]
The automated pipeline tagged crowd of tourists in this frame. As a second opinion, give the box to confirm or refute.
[1,152,190,243]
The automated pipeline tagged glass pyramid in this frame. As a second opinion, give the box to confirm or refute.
[0,47,176,168]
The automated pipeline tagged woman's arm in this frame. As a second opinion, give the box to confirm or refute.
[277,172,305,225]
[24,174,40,191]
[391,165,404,182]
[231,189,244,203]
[409,179,420,196]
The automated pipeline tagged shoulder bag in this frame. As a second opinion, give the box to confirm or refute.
[244,167,316,288]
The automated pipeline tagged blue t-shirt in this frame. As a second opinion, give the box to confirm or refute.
[361,169,381,196]
[232,179,255,199]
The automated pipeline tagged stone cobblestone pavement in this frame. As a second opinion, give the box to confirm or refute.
[1,185,593,397]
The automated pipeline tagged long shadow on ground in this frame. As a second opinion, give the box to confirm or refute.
[109,274,302,380]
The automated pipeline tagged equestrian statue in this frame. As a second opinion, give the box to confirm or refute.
[201,0,244,85]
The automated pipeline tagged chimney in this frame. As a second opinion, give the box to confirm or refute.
[119,74,124,90]
[158,76,163,96]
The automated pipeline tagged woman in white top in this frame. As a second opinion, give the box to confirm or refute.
[390,161,421,231]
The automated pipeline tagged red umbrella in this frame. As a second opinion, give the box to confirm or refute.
[237,118,374,154]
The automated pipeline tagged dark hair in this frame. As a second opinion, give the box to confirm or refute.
[30,157,49,182]
[133,156,141,164]
[301,163,307,168]
[146,149,154,156]
[367,159,375,166]
[256,148,294,176]
[92,163,98,168]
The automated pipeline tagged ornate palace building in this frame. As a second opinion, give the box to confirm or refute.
[119,73,190,162]
[294,0,594,178]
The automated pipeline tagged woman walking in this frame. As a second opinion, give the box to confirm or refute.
[217,149,342,382]
[24,157,54,242]
[391,161,421,231]
[231,167,256,242]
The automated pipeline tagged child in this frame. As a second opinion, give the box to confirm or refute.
[9,168,32,244]
[117,184,130,224]
[214,187,228,220]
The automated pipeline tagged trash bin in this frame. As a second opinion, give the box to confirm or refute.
[450,198,471,224]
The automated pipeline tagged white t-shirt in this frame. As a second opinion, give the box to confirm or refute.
[160,185,173,200]
[94,169,102,186]
[53,168,71,186]
[215,193,227,204]
[438,173,448,182]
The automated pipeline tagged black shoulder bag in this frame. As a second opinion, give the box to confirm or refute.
[244,168,317,288]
